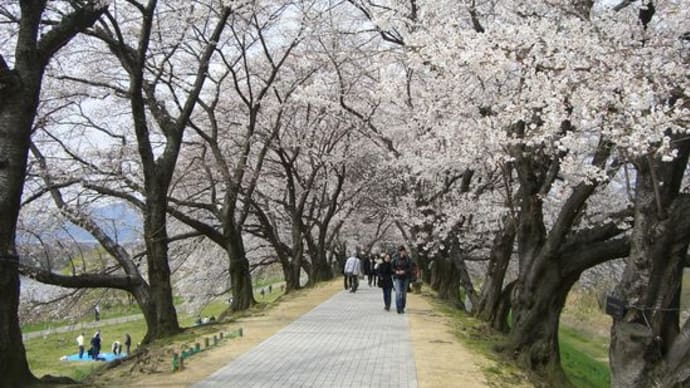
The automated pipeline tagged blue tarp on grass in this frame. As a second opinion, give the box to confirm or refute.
[61,352,127,362]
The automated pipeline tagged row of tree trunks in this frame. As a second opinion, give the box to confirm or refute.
[429,255,463,308]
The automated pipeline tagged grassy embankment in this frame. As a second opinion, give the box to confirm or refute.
[24,285,284,382]
[559,269,690,387]
[437,286,610,388]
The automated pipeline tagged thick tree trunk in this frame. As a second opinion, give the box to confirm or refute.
[288,224,304,291]
[477,216,516,321]
[509,264,578,384]
[420,252,432,284]
[284,262,301,292]
[310,258,334,283]
[227,232,255,311]
[130,285,157,345]
[414,251,429,285]
[0,57,41,388]
[492,280,515,333]
[609,143,690,387]
[433,257,462,307]
[309,234,334,283]
[1,2,108,383]
[457,258,478,312]
[141,196,181,342]
[0,264,35,388]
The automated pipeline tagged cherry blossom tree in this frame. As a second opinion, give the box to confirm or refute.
[604,1,690,385]
[165,0,310,308]
[0,1,108,384]
[17,0,240,340]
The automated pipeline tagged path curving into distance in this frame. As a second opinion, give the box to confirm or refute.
[195,284,418,388]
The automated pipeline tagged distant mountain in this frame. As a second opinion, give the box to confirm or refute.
[60,202,142,244]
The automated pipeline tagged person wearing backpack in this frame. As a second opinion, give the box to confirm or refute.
[392,246,413,314]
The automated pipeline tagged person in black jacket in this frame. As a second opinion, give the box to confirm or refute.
[392,246,413,314]
[367,256,377,286]
[377,254,394,311]
[361,254,371,286]
[90,331,102,359]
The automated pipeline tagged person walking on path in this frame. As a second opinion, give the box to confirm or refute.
[76,332,85,359]
[361,254,372,287]
[377,253,394,311]
[373,255,383,287]
[392,246,413,313]
[366,255,377,287]
[94,304,101,321]
[341,259,350,290]
[343,254,361,293]
[124,333,132,354]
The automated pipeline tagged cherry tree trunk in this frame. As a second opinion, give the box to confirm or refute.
[457,258,478,312]
[492,280,515,333]
[311,231,335,282]
[0,65,41,388]
[609,146,690,387]
[433,257,462,308]
[288,226,304,291]
[226,233,255,311]
[142,196,181,341]
[0,2,104,376]
[476,216,516,322]
[509,262,579,384]
[309,239,334,283]
[419,252,432,284]
[130,285,158,345]
[284,262,301,292]
[310,259,334,283]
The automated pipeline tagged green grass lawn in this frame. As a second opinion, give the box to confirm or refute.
[428,287,612,388]
[25,319,147,381]
[25,284,285,381]
[559,326,610,388]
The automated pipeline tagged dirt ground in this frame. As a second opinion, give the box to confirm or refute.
[91,280,514,387]
[406,293,491,388]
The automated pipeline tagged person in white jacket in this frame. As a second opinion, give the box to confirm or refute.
[76,333,85,359]
[343,254,361,293]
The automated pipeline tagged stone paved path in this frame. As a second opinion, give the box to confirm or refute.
[195,284,418,388]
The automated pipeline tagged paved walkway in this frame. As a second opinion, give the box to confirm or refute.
[195,285,418,388]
